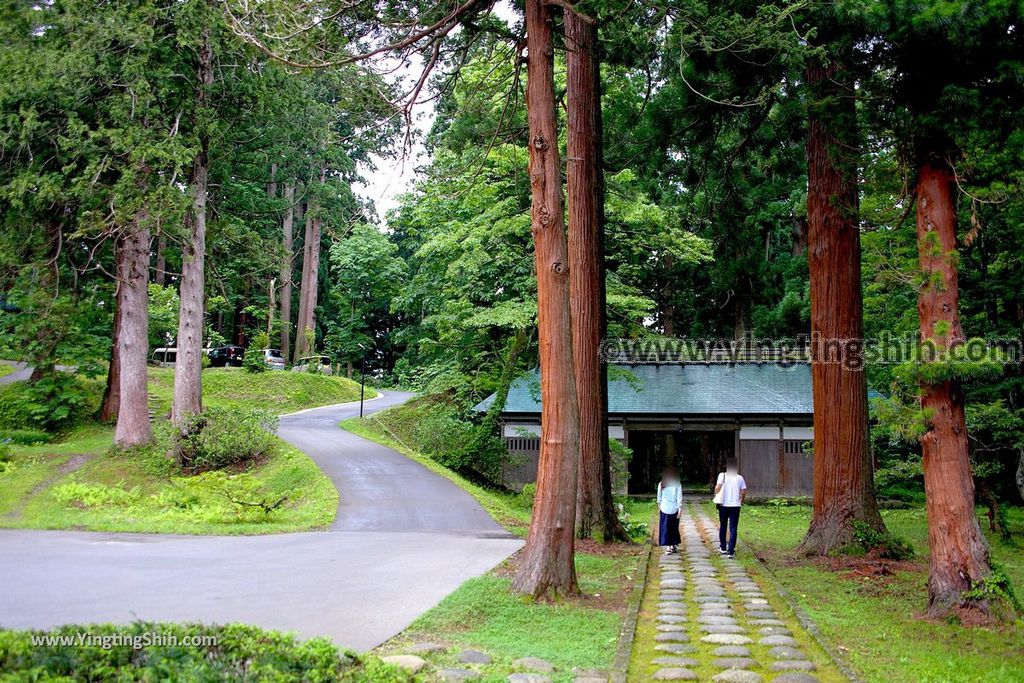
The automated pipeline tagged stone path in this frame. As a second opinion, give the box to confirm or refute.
[628,502,842,682]
[378,646,607,682]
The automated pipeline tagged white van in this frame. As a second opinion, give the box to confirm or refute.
[150,346,212,368]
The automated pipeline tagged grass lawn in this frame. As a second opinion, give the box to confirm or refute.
[380,546,645,682]
[730,501,1024,683]
[0,364,14,379]
[147,366,376,415]
[0,425,337,534]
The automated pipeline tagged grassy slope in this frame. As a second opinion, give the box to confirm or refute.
[0,368,373,534]
[147,367,376,415]
[0,426,336,534]
[0,364,13,379]
[381,550,644,682]
[732,502,1024,683]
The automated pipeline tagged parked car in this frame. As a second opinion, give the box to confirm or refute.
[208,345,245,367]
[151,347,177,367]
[262,348,286,370]
[291,355,333,375]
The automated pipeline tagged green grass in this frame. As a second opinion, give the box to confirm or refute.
[0,364,14,379]
[0,425,337,534]
[147,367,376,416]
[381,549,644,682]
[342,413,533,536]
[731,502,1024,683]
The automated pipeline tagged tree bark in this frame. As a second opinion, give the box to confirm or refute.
[171,26,212,429]
[566,11,629,543]
[512,0,580,598]
[799,55,886,555]
[154,234,167,286]
[113,218,153,446]
[100,260,123,423]
[293,171,323,362]
[280,182,295,360]
[915,160,993,616]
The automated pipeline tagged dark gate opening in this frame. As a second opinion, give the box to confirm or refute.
[627,430,736,494]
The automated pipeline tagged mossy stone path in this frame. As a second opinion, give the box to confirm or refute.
[627,503,848,682]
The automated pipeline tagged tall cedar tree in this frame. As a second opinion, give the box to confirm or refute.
[113,215,154,446]
[800,36,885,554]
[566,10,627,542]
[172,24,213,428]
[512,0,581,598]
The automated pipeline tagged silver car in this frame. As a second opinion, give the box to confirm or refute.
[262,348,286,370]
[291,355,333,375]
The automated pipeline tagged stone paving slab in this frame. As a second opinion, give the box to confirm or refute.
[628,502,839,683]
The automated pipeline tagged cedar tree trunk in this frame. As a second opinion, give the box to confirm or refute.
[280,182,295,360]
[915,160,993,616]
[566,11,628,543]
[100,260,122,423]
[113,218,153,446]
[171,27,212,428]
[154,234,167,286]
[293,173,322,362]
[512,0,581,598]
[799,56,885,555]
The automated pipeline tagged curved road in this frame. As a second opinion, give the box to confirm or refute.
[0,392,522,651]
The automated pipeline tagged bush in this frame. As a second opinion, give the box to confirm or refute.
[0,428,51,445]
[0,373,98,432]
[244,332,269,373]
[0,622,413,682]
[852,520,915,560]
[175,408,278,472]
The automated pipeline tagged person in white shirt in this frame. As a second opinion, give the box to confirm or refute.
[714,457,747,558]
[657,466,682,554]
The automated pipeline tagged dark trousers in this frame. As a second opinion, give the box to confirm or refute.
[718,504,740,553]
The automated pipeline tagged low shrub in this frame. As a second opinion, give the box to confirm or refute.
[174,408,278,472]
[0,428,51,445]
[852,520,915,560]
[0,622,413,682]
[0,373,99,433]
[244,332,269,373]
[51,481,142,509]
[0,439,12,473]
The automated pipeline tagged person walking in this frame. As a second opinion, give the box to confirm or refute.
[657,466,682,554]
[714,457,747,559]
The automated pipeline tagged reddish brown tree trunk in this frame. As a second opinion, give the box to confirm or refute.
[114,218,153,446]
[512,0,580,598]
[293,172,323,362]
[280,182,295,360]
[566,11,628,543]
[800,57,885,554]
[915,161,992,616]
[172,26,212,428]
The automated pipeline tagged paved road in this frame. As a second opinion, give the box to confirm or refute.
[0,391,522,651]
[0,361,31,385]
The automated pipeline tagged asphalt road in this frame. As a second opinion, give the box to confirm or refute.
[0,390,522,651]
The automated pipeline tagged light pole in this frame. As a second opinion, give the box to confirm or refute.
[358,343,367,418]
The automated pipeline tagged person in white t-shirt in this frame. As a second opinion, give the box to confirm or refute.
[714,457,747,558]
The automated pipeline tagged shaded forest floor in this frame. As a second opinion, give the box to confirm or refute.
[731,502,1024,683]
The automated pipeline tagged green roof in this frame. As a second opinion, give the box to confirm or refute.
[474,363,814,416]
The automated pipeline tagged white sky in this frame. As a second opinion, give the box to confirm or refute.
[353,1,518,225]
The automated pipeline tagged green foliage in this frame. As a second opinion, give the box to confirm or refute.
[244,332,270,374]
[0,374,100,433]
[0,622,411,682]
[0,428,51,445]
[147,284,179,350]
[173,408,278,472]
[961,564,1022,617]
[852,520,915,561]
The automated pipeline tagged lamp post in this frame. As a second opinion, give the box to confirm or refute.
[358,343,367,418]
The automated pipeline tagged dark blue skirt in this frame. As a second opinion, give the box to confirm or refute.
[659,511,681,546]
